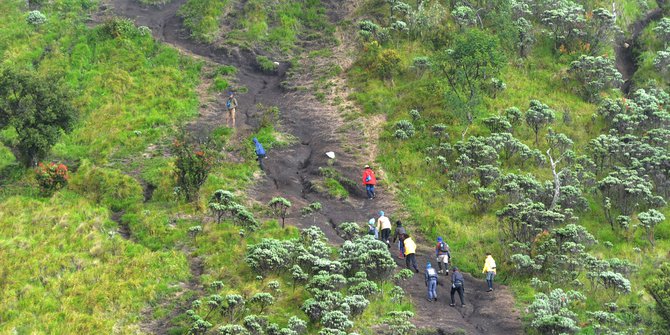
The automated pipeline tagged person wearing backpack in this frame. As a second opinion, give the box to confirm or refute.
[362,165,376,200]
[392,220,407,259]
[403,234,419,273]
[424,262,438,302]
[450,267,465,307]
[376,211,392,247]
[252,138,266,170]
[435,237,451,275]
[482,252,497,292]
[367,218,378,239]
[226,92,238,127]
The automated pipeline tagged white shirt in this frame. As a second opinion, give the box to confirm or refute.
[377,216,392,230]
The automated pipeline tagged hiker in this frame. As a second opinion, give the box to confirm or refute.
[482,252,497,292]
[253,138,266,170]
[226,92,238,127]
[376,210,392,247]
[362,165,376,199]
[425,262,438,302]
[392,220,407,259]
[367,218,378,239]
[403,234,419,273]
[450,267,465,307]
[435,237,451,275]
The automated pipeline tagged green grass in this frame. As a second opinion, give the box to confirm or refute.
[178,0,228,43]
[324,177,349,199]
[0,192,190,333]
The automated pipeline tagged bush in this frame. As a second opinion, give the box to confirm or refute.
[173,135,215,202]
[70,161,143,211]
[26,10,46,26]
[256,56,279,73]
[35,162,68,194]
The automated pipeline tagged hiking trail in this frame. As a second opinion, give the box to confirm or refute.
[104,0,523,333]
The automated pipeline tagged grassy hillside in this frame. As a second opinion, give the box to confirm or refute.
[346,0,670,333]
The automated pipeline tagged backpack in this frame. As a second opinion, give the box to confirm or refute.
[439,242,449,253]
[368,226,376,235]
[226,99,232,109]
[427,268,437,278]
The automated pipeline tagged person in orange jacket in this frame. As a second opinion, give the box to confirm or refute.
[362,165,377,199]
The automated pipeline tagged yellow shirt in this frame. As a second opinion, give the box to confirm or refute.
[404,237,416,255]
[482,256,497,274]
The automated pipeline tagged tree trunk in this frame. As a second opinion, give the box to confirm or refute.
[547,149,561,210]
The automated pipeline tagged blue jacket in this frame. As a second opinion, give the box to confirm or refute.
[253,138,266,156]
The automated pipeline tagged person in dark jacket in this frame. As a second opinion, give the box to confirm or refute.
[392,220,407,259]
[425,262,438,302]
[435,236,451,275]
[253,137,266,170]
[450,267,465,307]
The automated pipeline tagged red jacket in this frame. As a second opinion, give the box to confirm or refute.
[362,169,376,185]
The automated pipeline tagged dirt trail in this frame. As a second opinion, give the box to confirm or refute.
[104,0,523,333]
[615,1,666,93]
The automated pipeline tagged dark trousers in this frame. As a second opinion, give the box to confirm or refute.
[380,228,391,242]
[451,285,465,305]
[365,184,375,198]
[257,154,266,170]
[405,253,418,271]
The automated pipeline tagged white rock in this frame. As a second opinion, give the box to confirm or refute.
[326,151,336,159]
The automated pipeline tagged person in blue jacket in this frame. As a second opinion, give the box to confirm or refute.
[253,138,266,170]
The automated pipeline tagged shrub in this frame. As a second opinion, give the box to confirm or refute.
[249,293,275,314]
[336,222,361,240]
[26,10,47,26]
[256,56,279,73]
[245,239,291,276]
[321,311,353,331]
[100,17,139,39]
[394,120,415,139]
[528,289,585,334]
[173,135,215,202]
[0,68,77,167]
[569,55,623,102]
[35,162,68,194]
[268,197,292,228]
[646,263,670,331]
[70,161,143,211]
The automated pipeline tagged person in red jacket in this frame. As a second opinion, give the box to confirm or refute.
[362,165,377,199]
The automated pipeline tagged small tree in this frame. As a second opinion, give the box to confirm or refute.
[268,197,292,228]
[452,5,477,30]
[569,55,623,102]
[638,209,665,248]
[188,225,203,243]
[372,49,402,84]
[0,68,77,167]
[291,265,309,292]
[209,190,236,224]
[383,311,416,335]
[525,100,556,145]
[26,10,47,27]
[337,222,361,240]
[653,17,670,48]
[35,162,69,195]
[646,263,670,331]
[173,134,214,202]
[528,289,585,334]
[301,202,322,224]
[249,293,275,314]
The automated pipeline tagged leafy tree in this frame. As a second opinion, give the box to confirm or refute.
[653,17,670,48]
[268,197,292,228]
[497,200,565,244]
[596,271,631,295]
[514,17,534,57]
[452,5,477,30]
[188,225,203,242]
[245,239,291,276]
[249,293,275,314]
[541,0,585,51]
[646,263,670,331]
[372,49,402,84]
[432,29,505,116]
[0,68,77,167]
[340,237,396,282]
[301,202,322,224]
[638,209,665,248]
[394,120,415,139]
[321,311,353,331]
[287,316,307,335]
[218,325,250,335]
[597,169,656,217]
[472,187,496,212]
[209,190,236,223]
[173,134,215,202]
[291,265,309,292]
[26,10,47,26]
[337,222,361,240]
[525,100,556,145]
[504,107,523,127]
[383,311,416,335]
[569,55,623,102]
[483,115,512,133]
[654,48,670,74]
[583,8,618,55]
[528,289,585,334]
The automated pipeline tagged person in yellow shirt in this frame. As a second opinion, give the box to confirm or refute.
[482,253,497,292]
[403,234,419,273]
